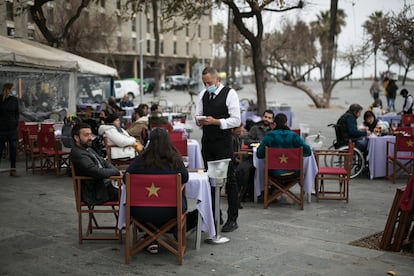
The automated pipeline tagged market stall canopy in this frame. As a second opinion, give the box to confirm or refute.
[0,35,118,77]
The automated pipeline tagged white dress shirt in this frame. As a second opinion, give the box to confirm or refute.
[195,83,241,130]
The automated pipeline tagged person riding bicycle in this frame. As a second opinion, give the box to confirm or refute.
[335,104,371,153]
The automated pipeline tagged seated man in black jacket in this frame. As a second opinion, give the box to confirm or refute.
[70,122,121,204]
[336,104,371,153]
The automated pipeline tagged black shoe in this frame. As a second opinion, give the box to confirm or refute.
[221,220,238,232]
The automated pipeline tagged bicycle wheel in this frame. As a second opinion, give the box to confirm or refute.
[349,147,364,179]
[323,145,365,179]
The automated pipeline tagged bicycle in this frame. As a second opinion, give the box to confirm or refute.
[324,123,366,179]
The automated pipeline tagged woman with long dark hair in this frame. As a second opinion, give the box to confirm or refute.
[0,83,19,176]
[362,110,379,133]
[124,127,196,254]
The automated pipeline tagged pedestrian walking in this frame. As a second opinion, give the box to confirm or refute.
[0,83,19,177]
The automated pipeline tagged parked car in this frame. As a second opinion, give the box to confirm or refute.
[113,80,140,101]
[123,78,151,94]
[166,75,190,90]
[160,81,171,90]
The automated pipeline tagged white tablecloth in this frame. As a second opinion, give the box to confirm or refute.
[187,139,204,169]
[377,113,401,125]
[186,172,215,238]
[367,135,395,179]
[122,107,135,117]
[117,172,215,239]
[252,147,318,201]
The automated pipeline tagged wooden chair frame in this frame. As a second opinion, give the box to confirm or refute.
[70,164,122,243]
[22,129,41,174]
[125,173,186,265]
[38,129,70,175]
[314,141,353,202]
[17,120,26,156]
[264,147,304,210]
[386,135,414,183]
[103,136,136,169]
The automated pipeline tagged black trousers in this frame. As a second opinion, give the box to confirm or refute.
[202,134,239,223]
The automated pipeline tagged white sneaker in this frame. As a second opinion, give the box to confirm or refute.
[146,244,158,254]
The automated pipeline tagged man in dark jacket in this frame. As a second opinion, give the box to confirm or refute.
[0,83,19,176]
[70,122,120,204]
[336,104,371,152]
[386,78,398,112]
[243,109,275,146]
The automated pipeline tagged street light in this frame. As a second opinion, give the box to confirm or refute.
[139,12,144,104]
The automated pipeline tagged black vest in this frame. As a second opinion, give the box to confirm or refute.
[202,86,231,141]
[403,95,413,114]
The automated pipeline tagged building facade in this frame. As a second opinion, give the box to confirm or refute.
[0,0,213,81]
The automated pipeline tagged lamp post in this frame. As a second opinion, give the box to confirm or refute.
[139,12,144,104]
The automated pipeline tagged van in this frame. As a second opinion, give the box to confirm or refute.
[113,80,140,100]
[165,75,189,90]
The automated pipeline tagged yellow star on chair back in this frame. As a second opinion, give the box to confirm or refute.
[267,148,301,170]
[129,174,178,207]
[396,136,414,151]
[401,114,414,126]
[146,183,160,197]
[279,154,288,163]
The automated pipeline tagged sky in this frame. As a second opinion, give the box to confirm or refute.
[212,0,412,79]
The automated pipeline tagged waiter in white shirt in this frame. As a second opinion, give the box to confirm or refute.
[195,67,241,233]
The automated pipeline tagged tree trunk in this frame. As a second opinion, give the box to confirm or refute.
[402,66,409,85]
[321,0,337,99]
[251,40,266,115]
[374,49,377,79]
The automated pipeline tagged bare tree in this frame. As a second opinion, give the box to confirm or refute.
[381,5,414,85]
[222,0,304,114]
[29,0,91,47]
[264,3,359,108]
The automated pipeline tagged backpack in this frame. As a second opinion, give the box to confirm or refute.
[61,115,81,148]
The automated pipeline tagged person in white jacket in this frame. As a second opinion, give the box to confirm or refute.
[98,113,142,160]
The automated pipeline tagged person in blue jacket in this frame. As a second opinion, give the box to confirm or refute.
[256,113,311,179]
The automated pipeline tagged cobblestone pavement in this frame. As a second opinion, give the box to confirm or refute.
[1,80,413,275]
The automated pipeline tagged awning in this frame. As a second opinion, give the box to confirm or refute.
[0,35,117,77]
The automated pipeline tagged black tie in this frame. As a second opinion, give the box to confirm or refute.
[210,93,214,100]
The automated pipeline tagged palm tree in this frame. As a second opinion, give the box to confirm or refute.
[310,5,346,94]
[363,11,386,79]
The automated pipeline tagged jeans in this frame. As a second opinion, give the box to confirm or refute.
[387,97,396,112]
